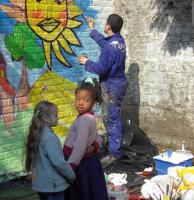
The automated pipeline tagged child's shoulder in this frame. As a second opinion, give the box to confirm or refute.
[79,113,95,119]
[77,113,96,123]
[42,127,56,140]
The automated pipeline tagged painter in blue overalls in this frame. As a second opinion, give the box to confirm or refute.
[78,14,128,158]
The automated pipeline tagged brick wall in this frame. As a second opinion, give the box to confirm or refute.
[0,0,114,181]
[2,0,194,181]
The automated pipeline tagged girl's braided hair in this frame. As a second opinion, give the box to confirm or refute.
[75,78,102,104]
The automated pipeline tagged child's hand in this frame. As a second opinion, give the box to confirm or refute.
[68,174,76,184]
[69,178,75,184]
[86,144,95,154]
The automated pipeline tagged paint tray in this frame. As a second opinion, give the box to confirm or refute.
[153,150,193,175]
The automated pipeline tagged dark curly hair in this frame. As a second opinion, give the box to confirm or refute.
[75,78,102,104]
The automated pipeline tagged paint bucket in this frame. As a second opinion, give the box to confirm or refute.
[153,150,193,175]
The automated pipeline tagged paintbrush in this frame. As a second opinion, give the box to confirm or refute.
[175,178,183,191]
[166,184,169,196]
[181,188,190,199]
[156,183,165,195]
[153,192,159,200]
[169,180,174,199]
[171,179,182,200]
[148,194,154,200]
[171,193,178,200]
[172,190,181,200]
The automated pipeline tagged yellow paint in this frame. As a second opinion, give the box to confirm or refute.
[176,166,194,190]
[52,40,70,66]
[29,71,77,136]
[66,19,82,28]
[26,0,68,41]
[0,69,5,78]
[26,0,83,67]
[62,29,80,45]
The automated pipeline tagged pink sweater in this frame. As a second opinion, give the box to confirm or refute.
[63,113,102,169]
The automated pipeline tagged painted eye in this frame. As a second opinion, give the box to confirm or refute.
[56,0,64,4]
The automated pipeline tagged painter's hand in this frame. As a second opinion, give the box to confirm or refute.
[85,16,94,30]
[78,56,88,65]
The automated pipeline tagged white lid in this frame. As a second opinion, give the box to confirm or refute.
[153,151,193,164]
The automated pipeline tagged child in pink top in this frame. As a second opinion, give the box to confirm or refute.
[63,79,109,200]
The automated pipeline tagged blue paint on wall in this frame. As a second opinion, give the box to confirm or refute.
[27,66,48,88]
[0,0,101,86]
[0,1,17,34]
[0,35,22,89]
[52,0,100,83]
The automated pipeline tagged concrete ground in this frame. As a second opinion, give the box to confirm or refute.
[0,179,38,200]
[0,158,154,200]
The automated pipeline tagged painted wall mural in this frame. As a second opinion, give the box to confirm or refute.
[0,0,103,177]
[26,0,82,68]
[29,71,77,136]
[0,0,84,135]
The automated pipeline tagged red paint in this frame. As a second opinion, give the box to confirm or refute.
[0,54,15,97]
[128,195,146,200]
[59,11,68,27]
[31,10,43,19]
[63,144,97,158]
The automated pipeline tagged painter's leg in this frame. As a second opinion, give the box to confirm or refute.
[101,88,122,157]
[107,96,123,158]
[101,83,127,158]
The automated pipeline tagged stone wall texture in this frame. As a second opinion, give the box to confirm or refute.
[114,0,194,149]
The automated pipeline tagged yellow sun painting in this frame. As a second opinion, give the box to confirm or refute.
[29,71,77,136]
[26,0,83,69]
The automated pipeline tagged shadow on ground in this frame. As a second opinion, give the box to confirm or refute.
[0,176,38,200]
[0,157,157,200]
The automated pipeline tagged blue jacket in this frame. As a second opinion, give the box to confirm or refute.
[85,30,128,96]
[32,127,75,193]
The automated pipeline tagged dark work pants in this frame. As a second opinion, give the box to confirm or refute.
[101,82,127,158]
[38,191,64,200]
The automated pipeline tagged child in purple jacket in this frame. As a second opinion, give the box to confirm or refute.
[79,14,128,159]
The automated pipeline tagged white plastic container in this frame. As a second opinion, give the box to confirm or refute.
[108,190,129,200]
[153,150,193,175]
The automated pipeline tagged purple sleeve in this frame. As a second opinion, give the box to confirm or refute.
[90,30,106,48]
[67,116,93,167]
[85,44,115,76]
[95,134,102,147]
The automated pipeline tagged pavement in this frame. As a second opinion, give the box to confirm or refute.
[0,178,38,200]
[0,157,154,200]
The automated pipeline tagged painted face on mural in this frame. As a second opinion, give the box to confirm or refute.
[26,0,68,42]
[26,0,82,67]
